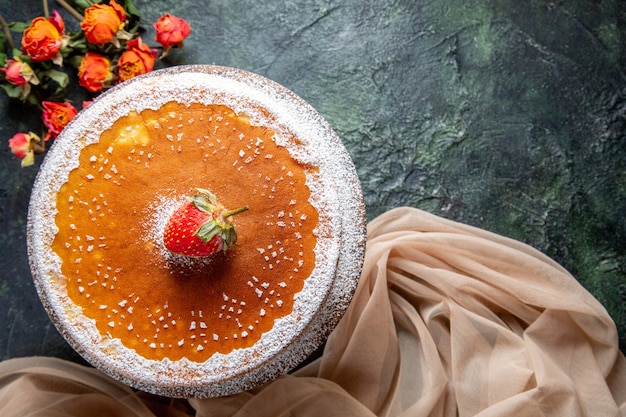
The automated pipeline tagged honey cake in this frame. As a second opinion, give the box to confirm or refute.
[27,65,366,398]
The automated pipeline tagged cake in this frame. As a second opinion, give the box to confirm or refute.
[27,65,366,398]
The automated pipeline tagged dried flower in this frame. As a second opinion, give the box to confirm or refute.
[21,10,66,64]
[78,52,113,93]
[42,101,78,141]
[1,58,40,100]
[81,0,127,46]
[2,0,191,167]
[8,132,41,167]
[117,37,157,83]
[3,60,29,87]
[48,9,66,35]
[154,14,191,49]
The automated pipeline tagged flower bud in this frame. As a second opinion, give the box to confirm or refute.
[1,59,40,100]
[2,60,29,86]
[8,132,40,167]
[154,14,191,48]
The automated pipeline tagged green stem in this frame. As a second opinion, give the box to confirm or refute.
[32,136,46,154]
[223,206,249,218]
[43,0,49,18]
[0,14,15,50]
[55,0,84,22]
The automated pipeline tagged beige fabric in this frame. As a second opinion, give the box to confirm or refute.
[1,207,624,416]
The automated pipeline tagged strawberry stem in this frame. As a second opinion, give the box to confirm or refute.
[222,206,249,218]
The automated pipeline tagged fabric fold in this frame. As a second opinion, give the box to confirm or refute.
[1,207,624,416]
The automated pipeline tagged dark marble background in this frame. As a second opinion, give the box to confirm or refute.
[0,0,624,365]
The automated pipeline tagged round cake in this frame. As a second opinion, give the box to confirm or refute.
[27,65,366,398]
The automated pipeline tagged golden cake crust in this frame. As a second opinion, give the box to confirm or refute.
[27,65,366,398]
[51,102,319,363]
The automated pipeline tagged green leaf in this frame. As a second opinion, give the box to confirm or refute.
[0,52,7,67]
[1,84,23,99]
[8,21,31,33]
[67,37,89,54]
[21,151,36,168]
[121,0,141,20]
[44,69,70,88]
[66,55,83,69]
[65,0,93,13]
[25,93,40,107]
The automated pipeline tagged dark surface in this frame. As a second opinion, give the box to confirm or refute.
[0,0,624,365]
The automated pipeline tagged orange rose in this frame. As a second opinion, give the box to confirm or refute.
[21,10,65,62]
[42,101,78,141]
[8,132,40,167]
[154,14,191,48]
[117,38,157,83]
[78,52,113,93]
[81,0,127,45]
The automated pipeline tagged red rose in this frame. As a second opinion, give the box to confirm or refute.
[154,14,191,48]
[78,52,113,93]
[42,101,78,141]
[8,132,34,159]
[81,0,127,45]
[1,59,35,86]
[1,59,39,100]
[8,132,40,167]
[21,11,65,62]
[117,38,157,82]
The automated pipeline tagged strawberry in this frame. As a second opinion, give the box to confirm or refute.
[163,188,248,257]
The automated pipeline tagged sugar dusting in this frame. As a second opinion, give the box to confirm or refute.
[27,65,366,398]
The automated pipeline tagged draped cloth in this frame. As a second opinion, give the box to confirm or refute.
[1,207,624,416]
